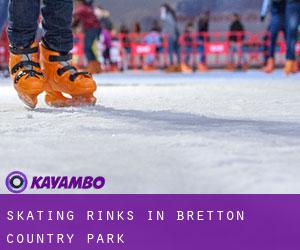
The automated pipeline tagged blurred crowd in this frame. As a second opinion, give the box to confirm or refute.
[1,0,300,75]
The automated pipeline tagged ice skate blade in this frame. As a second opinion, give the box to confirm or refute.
[45,91,74,108]
[45,92,96,108]
[18,93,37,109]
[71,95,97,107]
[45,100,73,108]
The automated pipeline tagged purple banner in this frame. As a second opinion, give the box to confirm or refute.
[0,195,299,250]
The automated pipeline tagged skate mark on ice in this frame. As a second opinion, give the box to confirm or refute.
[30,105,300,139]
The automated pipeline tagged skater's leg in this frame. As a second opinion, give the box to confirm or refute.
[85,27,101,74]
[181,47,192,73]
[240,43,248,70]
[7,0,40,48]
[263,2,285,73]
[175,40,181,65]
[168,37,174,65]
[268,4,285,59]
[200,46,206,64]
[0,0,8,34]
[41,0,73,53]
[84,28,98,62]
[197,37,208,72]
[7,0,44,108]
[184,47,189,65]
[285,1,300,61]
[229,44,237,66]
[284,0,300,74]
[40,0,97,107]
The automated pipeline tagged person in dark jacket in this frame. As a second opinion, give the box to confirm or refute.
[73,0,102,74]
[227,13,247,71]
[229,14,245,42]
[261,0,286,73]
[160,3,181,72]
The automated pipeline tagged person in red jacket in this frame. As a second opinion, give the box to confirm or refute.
[73,0,102,74]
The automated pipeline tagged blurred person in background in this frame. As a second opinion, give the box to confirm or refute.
[120,24,130,49]
[131,22,143,69]
[132,22,142,46]
[260,0,286,73]
[144,21,162,71]
[227,13,248,71]
[73,0,102,74]
[181,22,194,73]
[160,3,181,72]
[284,0,300,74]
[262,25,271,65]
[98,25,112,71]
[197,11,210,72]
[109,28,122,72]
[94,5,113,31]
[119,24,131,70]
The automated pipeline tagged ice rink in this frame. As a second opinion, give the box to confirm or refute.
[0,71,300,194]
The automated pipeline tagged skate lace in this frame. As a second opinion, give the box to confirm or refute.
[10,46,44,84]
[50,54,91,81]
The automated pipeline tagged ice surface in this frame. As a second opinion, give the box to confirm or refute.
[0,71,300,194]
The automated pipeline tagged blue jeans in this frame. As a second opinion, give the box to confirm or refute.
[268,1,286,58]
[184,47,192,65]
[285,0,300,60]
[229,43,247,65]
[84,28,100,62]
[7,0,73,53]
[0,0,8,33]
[197,37,206,64]
[168,37,181,65]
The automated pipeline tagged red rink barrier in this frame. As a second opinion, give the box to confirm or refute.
[118,32,168,70]
[72,33,85,68]
[131,44,156,56]
[297,43,300,53]
[179,31,268,68]
[205,42,229,54]
[1,30,299,70]
[0,29,9,70]
[130,43,156,70]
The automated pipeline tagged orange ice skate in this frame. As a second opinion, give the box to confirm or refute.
[284,60,297,75]
[293,61,299,74]
[198,63,208,72]
[40,43,97,107]
[9,43,45,108]
[143,65,155,71]
[165,65,177,73]
[87,60,102,74]
[225,64,235,71]
[242,63,249,71]
[263,58,275,73]
[181,63,193,73]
